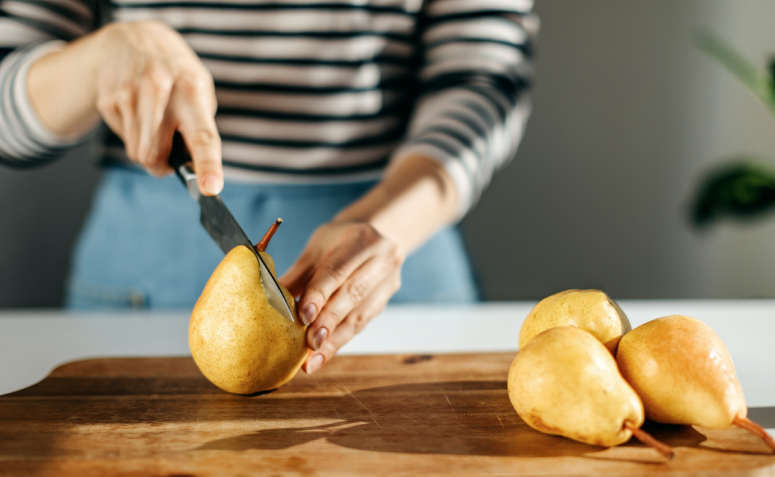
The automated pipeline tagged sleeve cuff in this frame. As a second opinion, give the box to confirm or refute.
[13,40,94,148]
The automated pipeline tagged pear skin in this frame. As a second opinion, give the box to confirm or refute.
[189,245,308,394]
[616,315,746,429]
[519,289,631,354]
[508,326,644,447]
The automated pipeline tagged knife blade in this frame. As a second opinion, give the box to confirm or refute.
[168,132,295,323]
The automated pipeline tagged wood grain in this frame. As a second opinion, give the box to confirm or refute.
[0,353,772,476]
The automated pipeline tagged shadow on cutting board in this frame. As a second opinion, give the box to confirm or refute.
[195,381,708,458]
[4,355,771,472]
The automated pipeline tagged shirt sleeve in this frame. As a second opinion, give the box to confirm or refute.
[389,0,537,220]
[0,0,99,167]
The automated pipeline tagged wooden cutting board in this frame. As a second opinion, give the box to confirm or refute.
[0,353,772,476]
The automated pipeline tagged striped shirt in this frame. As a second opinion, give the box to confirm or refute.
[0,0,535,217]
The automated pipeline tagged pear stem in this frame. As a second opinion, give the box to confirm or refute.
[624,421,675,460]
[733,415,775,453]
[255,218,283,252]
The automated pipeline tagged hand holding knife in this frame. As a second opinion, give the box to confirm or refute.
[168,132,295,323]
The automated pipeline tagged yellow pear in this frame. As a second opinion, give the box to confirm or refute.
[508,326,671,457]
[519,289,631,353]
[189,220,308,394]
[617,315,775,451]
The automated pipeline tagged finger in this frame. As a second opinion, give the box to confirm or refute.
[98,99,124,140]
[136,67,173,171]
[297,226,382,327]
[114,88,139,161]
[102,99,168,175]
[171,77,222,196]
[279,250,318,299]
[304,274,399,374]
[305,256,385,350]
[179,120,222,195]
[143,111,178,176]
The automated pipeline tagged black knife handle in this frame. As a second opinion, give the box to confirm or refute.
[168,132,191,184]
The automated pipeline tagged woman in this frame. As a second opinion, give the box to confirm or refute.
[0,0,535,372]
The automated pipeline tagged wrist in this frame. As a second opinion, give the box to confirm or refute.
[333,154,458,252]
[75,26,113,111]
[331,191,405,254]
[27,29,108,138]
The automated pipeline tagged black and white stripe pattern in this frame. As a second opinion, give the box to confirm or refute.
[0,0,535,216]
[0,41,90,166]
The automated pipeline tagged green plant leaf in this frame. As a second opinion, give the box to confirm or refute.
[694,28,775,116]
[692,161,775,227]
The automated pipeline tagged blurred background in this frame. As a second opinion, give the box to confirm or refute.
[3,0,775,307]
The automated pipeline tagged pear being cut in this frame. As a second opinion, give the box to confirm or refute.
[519,289,631,354]
[189,245,308,394]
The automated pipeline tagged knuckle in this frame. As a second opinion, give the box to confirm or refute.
[142,65,173,92]
[344,279,369,303]
[187,129,220,149]
[319,339,340,359]
[348,311,370,335]
[330,321,357,350]
[114,87,133,107]
[177,74,213,96]
[304,288,327,310]
[322,301,348,324]
[323,258,348,283]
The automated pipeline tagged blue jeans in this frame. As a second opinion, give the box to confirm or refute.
[66,167,479,309]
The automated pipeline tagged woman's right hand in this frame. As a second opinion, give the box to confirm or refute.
[28,21,223,195]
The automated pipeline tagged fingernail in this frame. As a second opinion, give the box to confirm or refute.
[307,353,324,374]
[301,303,316,326]
[203,174,222,195]
[312,327,328,351]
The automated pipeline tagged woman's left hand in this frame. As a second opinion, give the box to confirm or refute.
[279,221,404,373]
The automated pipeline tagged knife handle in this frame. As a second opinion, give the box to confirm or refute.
[168,132,201,200]
[168,132,191,182]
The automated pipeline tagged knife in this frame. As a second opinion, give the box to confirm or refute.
[168,132,295,323]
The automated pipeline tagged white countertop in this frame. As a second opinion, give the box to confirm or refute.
[1,300,774,409]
